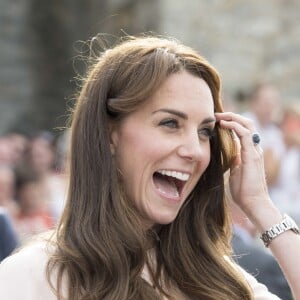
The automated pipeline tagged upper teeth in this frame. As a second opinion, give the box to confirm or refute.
[158,170,190,181]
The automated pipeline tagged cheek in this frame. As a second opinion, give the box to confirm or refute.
[117,126,169,166]
[119,131,152,162]
[190,145,211,186]
[115,131,151,185]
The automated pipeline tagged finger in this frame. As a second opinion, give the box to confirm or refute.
[218,119,252,145]
[218,119,263,155]
[215,112,256,133]
[216,112,260,146]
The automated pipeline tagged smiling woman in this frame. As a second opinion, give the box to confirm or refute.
[1,35,300,300]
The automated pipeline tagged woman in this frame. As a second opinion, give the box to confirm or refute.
[0,35,299,300]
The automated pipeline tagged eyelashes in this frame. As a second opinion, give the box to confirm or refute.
[198,127,215,140]
[158,118,179,129]
[158,118,215,140]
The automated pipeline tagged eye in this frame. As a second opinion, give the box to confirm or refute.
[159,118,179,129]
[198,127,215,141]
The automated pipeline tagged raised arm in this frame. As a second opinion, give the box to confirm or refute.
[216,112,300,299]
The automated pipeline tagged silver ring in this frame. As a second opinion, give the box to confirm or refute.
[252,133,261,145]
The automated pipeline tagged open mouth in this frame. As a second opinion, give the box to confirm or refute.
[153,170,190,198]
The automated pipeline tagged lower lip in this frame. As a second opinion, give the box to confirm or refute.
[153,183,182,204]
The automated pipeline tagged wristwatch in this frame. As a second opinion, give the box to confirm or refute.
[260,214,300,247]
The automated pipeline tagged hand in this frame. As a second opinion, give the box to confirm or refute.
[215,112,271,216]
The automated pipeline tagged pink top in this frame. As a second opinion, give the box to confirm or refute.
[0,242,281,299]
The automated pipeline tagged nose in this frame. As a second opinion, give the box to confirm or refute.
[176,132,204,162]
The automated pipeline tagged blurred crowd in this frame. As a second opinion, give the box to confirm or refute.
[0,129,69,260]
[226,83,300,299]
[238,83,300,225]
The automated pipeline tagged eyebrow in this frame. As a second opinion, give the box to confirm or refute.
[152,108,216,125]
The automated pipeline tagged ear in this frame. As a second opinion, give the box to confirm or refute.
[108,121,119,155]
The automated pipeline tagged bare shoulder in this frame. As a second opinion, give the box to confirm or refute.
[0,239,57,300]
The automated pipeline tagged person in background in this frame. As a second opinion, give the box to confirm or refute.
[54,130,70,174]
[13,167,54,242]
[0,208,18,262]
[1,35,300,299]
[25,131,67,222]
[0,166,19,218]
[0,136,13,167]
[243,83,285,188]
[271,101,300,224]
[6,132,28,168]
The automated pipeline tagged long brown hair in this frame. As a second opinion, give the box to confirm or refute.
[47,35,253,299]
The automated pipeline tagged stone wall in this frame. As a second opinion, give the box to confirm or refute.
[159,0,300,102]
[1,0,299,134]
[0,0,158,134]
[0,0,33,134]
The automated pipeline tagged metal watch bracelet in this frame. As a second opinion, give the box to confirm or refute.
[260,214,300,247]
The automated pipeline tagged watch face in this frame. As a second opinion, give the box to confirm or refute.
[261,214,300,247]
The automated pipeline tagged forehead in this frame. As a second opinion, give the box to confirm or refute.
[147,71,214,112]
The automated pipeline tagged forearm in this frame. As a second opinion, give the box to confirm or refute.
[216,112,300,298]
[246,200,300,299]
